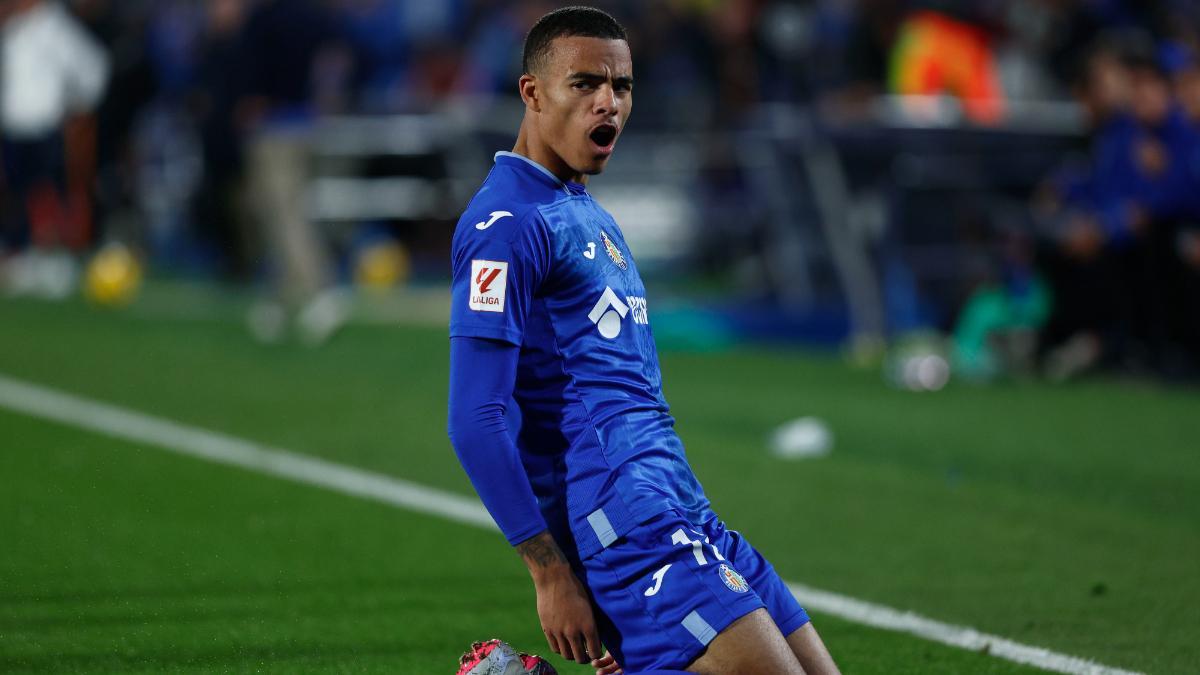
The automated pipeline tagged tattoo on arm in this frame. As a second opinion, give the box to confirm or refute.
[517,531,568,569]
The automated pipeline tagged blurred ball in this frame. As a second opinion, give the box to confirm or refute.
[902,353,951,391]
[769,417,833,459]
[354,239,410,291]
[84,243,142,306]
[885,335,952,392]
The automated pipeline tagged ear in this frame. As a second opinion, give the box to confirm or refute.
[518,74,540,113]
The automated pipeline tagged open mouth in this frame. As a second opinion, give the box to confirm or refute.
[589,123,618,151]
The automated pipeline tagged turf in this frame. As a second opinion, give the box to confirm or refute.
[0,293,1196,673]
[0,408,1040,674]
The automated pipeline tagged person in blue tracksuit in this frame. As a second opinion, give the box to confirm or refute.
[446,7,840,675]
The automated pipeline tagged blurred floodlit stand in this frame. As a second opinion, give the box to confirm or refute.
[1,0,1198,382]
[0,0,109,297]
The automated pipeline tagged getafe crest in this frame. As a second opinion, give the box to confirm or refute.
[599,231,627,270]
[718,564,749,593]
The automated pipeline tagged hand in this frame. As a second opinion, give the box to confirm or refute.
[532,564,602,664]
[591,650,624,675]
[516,531,602,664]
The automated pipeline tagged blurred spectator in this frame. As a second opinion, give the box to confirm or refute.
[1162,41,1200,372]
[1036,32,1200,378]
[1034,36,1137,378]
[631,1,717,129]
[76,0,158,251]
[239,0,352,345]
[190,0,252,281]
[456,1,551,99]
[340,0,411,110]
[829,0,905,113]
[0,0,109,297]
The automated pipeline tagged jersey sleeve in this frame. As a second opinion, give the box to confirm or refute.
[447,336,547,546]
[449,209,551,346]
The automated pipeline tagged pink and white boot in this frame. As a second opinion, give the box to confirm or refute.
[456,639,557,675]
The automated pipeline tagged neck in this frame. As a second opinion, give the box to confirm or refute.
[513,120,587,185]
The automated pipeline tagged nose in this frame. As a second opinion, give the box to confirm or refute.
[593,85,617,116]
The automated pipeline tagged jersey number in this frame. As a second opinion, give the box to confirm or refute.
[670,528,726,566]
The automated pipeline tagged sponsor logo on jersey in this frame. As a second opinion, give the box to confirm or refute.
[474,210,513,231]
[469,260,508,312]
[600,231,627,270]
[718,564,749,593]
[626,295,648,325]
[644,563,672,597]
[588,286,629,339]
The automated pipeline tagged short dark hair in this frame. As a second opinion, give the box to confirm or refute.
[522,6,627,75]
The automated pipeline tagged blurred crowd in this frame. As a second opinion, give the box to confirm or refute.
[0,0,1198,375]
[1032,32,1200,380]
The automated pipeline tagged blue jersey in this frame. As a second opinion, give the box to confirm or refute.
[450,151,713,559]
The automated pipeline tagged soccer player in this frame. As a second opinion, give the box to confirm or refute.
[447,7,841,674]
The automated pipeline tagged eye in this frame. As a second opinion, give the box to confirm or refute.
[572,81,594,91]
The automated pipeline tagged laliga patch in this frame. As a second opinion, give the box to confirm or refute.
[469,260,508,312]
[718,564,749,594]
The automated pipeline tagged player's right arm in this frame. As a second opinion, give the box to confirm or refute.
[516,531,604,666]
[447,337,602,665]
[447,207,601,665]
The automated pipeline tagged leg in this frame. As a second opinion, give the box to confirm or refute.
[786,622,841,675]
[685,608,803,675]
[581,512,774,675]
[246,133,329,309]
[582,511,841,675]
[686,516,841,675]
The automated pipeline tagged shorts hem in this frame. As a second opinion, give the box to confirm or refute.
[776,607,812,637]
[669,597,766,670]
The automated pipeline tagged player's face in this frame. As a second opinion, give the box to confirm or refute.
[537,36,633,178]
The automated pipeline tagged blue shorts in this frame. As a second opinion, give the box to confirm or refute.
[578,510,810,673]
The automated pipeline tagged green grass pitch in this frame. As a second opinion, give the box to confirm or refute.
[0,293,1196,673]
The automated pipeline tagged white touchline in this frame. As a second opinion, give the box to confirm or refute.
[783,582,1139,675]
[0,373,492,531]
[0,373,1140,675]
